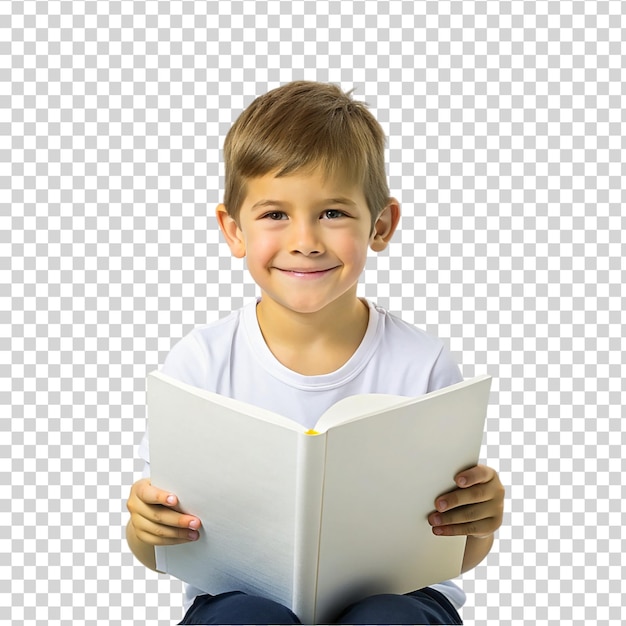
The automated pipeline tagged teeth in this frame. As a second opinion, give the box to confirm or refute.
[276,267,336,274]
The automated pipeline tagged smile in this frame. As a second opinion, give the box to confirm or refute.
[276,267,339,279]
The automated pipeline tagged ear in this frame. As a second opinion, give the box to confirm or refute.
[370,198,401,252]
[216,204,246,258]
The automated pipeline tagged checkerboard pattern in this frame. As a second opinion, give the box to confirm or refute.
[3,1,625,624]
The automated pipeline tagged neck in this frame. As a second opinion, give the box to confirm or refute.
[255,295,370,374]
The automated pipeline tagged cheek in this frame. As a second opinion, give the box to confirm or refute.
[243,232,277,265]
[351,248,369,272]
[337,235,370,267]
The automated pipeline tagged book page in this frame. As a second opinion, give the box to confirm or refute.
[312,376,491,623]
[313,393,412,433]
[148,371,302,607]
[149,370,304,432]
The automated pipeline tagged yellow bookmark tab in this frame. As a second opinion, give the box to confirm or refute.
[304,429,319,435]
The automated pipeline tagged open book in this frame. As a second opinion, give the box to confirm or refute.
[148,371,492,624]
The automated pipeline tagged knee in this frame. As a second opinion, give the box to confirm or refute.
[334,591,461,626]
[181,592,301,625]
[216,593,300,624]
[335,594,410,623]
[335,593,429,625]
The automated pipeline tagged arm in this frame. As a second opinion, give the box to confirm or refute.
[461,533,495,573]
[428,464,505,574]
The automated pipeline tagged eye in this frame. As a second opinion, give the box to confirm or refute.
[322,209,347,220]
[262,211,287,220]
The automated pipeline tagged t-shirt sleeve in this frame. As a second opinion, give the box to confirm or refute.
[137,330,210,475]
[427,342,463,392]
[160,330,210,388]
[138,430,150,477]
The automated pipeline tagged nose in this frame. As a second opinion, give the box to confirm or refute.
[289,219,324,256]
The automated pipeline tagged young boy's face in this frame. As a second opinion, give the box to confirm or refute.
[217,169,397,318]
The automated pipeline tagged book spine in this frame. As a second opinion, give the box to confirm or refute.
[291,431,327,625]
[154,545,168,573]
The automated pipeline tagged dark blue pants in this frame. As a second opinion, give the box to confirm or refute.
[179,588,462,625]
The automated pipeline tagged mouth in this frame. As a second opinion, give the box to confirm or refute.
[275,267,339,279]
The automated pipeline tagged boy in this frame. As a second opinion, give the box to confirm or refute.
[126,81,504,625]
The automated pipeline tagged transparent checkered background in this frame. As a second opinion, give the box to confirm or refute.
[2,0,625,624]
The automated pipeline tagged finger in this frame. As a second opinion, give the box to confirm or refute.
[134,515,201,546]
[435,481,495,514]
[455,464,495,488]
[136,478,180,508]
[128,479,203,540]
[431,516,499,538]
[429,499,493,529]
[129,489,202,532]
[131,499,202,540]
[141,494,203,533]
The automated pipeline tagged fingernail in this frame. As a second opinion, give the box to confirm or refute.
[166,495,176,505]
[433,527,444,535]
[433,515,442,526]
[189,520,199,530]
[458,477,467,486]
[188,530,199,541]
[438,500,447,512]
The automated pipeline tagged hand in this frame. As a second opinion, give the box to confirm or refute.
[127,478,202,546]
[427,464,504,538]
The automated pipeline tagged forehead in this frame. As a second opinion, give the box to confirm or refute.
[241,169,367,207]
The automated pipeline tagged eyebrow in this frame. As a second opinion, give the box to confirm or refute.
[250,197,357,211]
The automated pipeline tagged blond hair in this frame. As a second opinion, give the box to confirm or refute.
[223,81,389,226]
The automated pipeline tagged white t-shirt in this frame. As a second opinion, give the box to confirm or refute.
[138,298,467,612]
